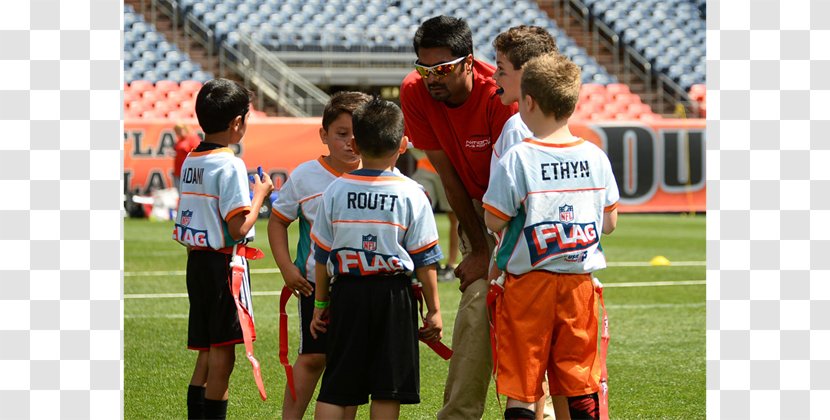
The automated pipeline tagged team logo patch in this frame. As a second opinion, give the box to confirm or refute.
[523,221,598,266]
[362,234,377,252]
[559,204,574,222]
[181,209,193,226]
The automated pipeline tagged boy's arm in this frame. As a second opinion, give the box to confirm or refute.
[267,214,313,297]
[226,174,273,241]
[484,210,509,234]
[415,264,442,342]
[309,262,331,339]
[603,208,618,235]
[425,149,490,292]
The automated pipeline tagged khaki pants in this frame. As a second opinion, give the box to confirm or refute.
[437,201,494,420]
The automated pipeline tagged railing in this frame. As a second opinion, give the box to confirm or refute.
[183,13,214,58]
[219,34,331,117]
[149,0,179,43]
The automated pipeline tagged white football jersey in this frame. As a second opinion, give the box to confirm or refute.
[483,138,619,275]
[173,146,254,249]
[490,113,532,178]
[311,169,442,277]
[271,157,342,283]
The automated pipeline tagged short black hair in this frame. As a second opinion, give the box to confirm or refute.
[194,78,252,134]
[352,97,404,159]
[322,91,372,130]
[413,15,473,58]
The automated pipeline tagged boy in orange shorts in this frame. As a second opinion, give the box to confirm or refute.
[482,53,619,420]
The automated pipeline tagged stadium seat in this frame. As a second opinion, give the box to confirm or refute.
[155,80,179,96]
[129,80,154,94]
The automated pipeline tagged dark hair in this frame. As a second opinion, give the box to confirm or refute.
[521,54,581,120]
[194,78,252,134]
[352,97,404,158]
[322,91,372,130]
[413,15,473,58]
[493,25,559,70]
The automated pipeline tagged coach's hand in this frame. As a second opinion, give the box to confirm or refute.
[310,307,329,339]
[282,264,313,297]
[419,310,443,342]
[456,249,489,292]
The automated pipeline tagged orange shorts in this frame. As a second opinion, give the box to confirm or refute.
[494,271,600,402]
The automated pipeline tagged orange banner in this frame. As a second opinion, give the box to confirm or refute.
[125,118,705,213]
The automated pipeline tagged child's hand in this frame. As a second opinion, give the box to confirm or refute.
[310,307,329,339]
[249,166,274,197]
[419,310,443,342]
[282,264,313,297]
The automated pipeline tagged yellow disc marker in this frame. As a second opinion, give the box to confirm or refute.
[650,256,671,266]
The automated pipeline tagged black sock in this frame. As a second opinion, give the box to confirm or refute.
[203,398,228,420]
[504,407,536,419]
[187,385,205,419]
[568,393,599,420]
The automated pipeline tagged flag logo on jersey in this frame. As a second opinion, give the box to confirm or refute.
[181,210,193,226]
[559,205,574,222]
[362,234,378,252]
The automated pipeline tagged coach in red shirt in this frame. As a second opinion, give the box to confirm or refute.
[172,123,202,191]
[400,15,517,420]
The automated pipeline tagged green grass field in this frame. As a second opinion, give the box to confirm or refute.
[125,213,705,419]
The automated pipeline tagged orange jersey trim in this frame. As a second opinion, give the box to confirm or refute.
[409,239,439,254]
[317,156,343,177]
[187,147,234,157]
[310,232,331,251]
[271,207,294,223]
[523,137,585,148]
[332,219,408,231]
[225,206,251,221]
[482,203,512,221]
[298,192,323,204]
[604,202,619,213]
[181,191,220,200]
[341,173,405,183]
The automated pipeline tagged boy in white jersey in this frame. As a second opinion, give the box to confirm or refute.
[491,25,562,420]
[309,98,444,419]
[174,78,274,419]
[267,91,370,420]
[482,54,619,420]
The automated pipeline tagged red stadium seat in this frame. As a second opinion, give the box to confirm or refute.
[639,112,663,121]
[124,89,141,105]
[587,93,608,105]
[576,101,599,116]
[127,100,145,113]
[580,83,606,96]
[155,80,179,97]
[180,80,203,95]
[614,112,638,121]
[129,80,154,94]
[603,102,626,115]
[627,103,653,117]
[153,101,173,115]
[590,111,613,121]
[166,90,185,105]
[141,90,160,105]
[605,83,630,98]
[613,93,642,107]
[180,100,195,112]
[140,110,165,119]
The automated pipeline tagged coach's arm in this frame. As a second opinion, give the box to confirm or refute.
[425,149,490,292]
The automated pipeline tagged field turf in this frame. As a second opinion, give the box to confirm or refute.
[124,213,705,419]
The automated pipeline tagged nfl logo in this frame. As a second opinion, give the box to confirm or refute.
[559,205,574,222]
[181,210,193,226]
[362,234,377,252]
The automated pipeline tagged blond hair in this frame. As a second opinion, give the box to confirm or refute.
[520,53,581,120]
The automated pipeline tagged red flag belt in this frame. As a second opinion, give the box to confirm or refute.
[228,244,267,401]
[595,278,610,420]
[278,286,297,401]
[410,282,453,360]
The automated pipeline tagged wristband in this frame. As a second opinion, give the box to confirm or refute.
[314,299,330,309]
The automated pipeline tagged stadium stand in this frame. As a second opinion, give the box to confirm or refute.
[581,0,706,93]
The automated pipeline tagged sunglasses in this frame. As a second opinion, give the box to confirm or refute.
[414,56,467,79]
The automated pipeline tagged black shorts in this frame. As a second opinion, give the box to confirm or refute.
[186,250,253,350]
[317,274,420,406]
[298,282,326,354]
